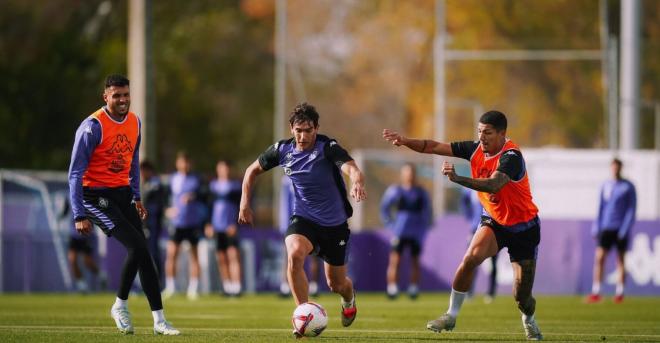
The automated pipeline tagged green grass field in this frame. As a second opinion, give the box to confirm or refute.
[0,292,658,342]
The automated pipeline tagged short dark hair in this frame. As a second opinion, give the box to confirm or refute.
[105,74,130,89]
[176,151,190,161]
[289,102,319,127]
[479,110,507,131]
[140,160,155,171]
[612,158,623,167]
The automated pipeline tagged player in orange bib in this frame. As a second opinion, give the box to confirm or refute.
[383,110,543,341]
[68,75,179,335]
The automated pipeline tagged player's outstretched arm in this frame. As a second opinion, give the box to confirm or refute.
[341,160,367,202]
[442,161,510,194]
[238,160,265,225]
[382,129,453,156]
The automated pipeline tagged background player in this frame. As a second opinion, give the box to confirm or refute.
[380,163,431,300]
[239,102,366,335]
[140,160,167,283]
[383,110,543,341]
[206,160,243,296]
[586,158,637,303]
[164,152,206,300]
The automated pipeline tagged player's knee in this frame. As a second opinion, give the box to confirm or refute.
[462,251,485,270]
[287,250,306,269]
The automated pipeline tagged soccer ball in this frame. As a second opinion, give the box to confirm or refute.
[292,302,328,337]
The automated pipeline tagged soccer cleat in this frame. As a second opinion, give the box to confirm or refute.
[154,321,181,335]
[162,288,175,299]
[341,292,357,327]
[110,306,134,335]
[426,313,456,333]
[187,290,199,301]
[613,294,624,304]
[522,317,543,341]
[585,294,602,304]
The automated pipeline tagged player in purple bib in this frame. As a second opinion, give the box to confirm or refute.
[239,102,367,335]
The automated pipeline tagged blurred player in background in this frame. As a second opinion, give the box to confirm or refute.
[586,158,636,304]
[278,176,323,298]
[59,195,105,293]
[380,163,431,300]
[68,74,179,335]
[140,160,167,283]
[206,160,243,297]
[164,152,206,300]
[240,102,366,336]
[460,188,498,303]
[384,110,543,341]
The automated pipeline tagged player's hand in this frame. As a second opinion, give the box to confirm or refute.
[75,219,93,236]
[382,129,406,146]
[204,224,214,238]
[227,225,238,237]
[350,180,367,202]
[238,207,253,226]
[442,161,458,181]
[135,201,148,220]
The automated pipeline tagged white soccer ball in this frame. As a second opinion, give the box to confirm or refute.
[291,302,328,337]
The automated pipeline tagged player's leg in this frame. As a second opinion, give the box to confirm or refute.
[215,234,231,294]
[512,259,542,340]
[588,246,607,302]
[308,256,320,297]
[164,239,180,296]
[485,253,498,303]
[427,225,498,333]
[325,263,357,327]
[285,234,313,305]
[408,239,422,299]
[279,243,291,297]
[68,247,85,292]
[227,244,242,295]
[386,249,401,299]
[614,237,627,303]
[187,236,200,300]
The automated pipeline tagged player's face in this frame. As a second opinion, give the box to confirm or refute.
[291,121,318,151]
[216,162,230,179]
[103,85,130,117]
[477,123,506,155]
[176,157,191,173]
[611,161,622,178]
[400,165,415,185]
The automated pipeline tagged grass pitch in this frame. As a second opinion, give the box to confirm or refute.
[0,292,658,342]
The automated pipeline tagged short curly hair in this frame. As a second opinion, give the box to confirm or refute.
[289,102,319,127]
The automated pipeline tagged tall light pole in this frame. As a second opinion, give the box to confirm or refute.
[273,0,287,226]
[619,0,641,150]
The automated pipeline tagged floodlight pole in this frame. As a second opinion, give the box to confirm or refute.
[433,0,447,217]
[129,0,155,162]
[619,0,641,150]
[273,0,287,227]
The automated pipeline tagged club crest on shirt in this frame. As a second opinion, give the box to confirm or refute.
[308,150,318,161]
[98,197,109,209]
[284,167,292,176]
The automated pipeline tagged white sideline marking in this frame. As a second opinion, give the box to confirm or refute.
[0,325,658,339]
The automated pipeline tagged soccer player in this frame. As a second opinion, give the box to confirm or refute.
[206,160,243,296]
[383,110,543,341]
[164,152,205,300]
[60,196,105,293]
[380,163,431,300]
[239,102,366,335]
[140,160,167,281]
[460,188,498,303]
[586,158,636,304]
[68,74,179,335]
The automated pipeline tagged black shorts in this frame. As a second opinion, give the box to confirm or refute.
[481,216,540,262]
[286,215,350,266]
[69,236,94,255]
[598,230,628,252]
[170,226,201,245]
[82,186,142,237]
[390,237,422,257]
[214,232,239,251]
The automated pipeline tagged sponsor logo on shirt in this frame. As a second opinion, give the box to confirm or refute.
[339,240,346,246]
[308,150,318,161]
